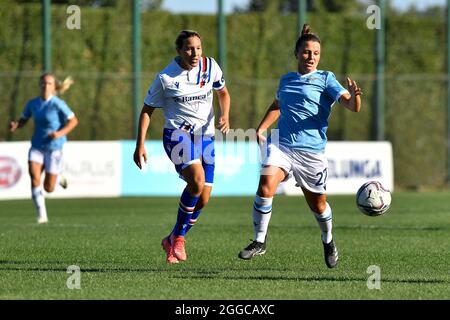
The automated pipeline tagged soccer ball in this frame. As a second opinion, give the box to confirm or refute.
[356,181,391,216]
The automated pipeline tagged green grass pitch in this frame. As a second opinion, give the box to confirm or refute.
[0,192,449,300]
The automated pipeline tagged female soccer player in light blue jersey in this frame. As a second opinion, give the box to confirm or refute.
[238,24,362,268]
[133,30,231,264]
[9,73,78,224]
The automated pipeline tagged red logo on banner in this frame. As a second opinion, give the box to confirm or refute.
[0,156,22,189]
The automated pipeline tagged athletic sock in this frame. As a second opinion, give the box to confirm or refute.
[184,210,202,235]
[172,188,200,237]
[313,202,333,244]
[31,187,47,220]
[253,195,273,243]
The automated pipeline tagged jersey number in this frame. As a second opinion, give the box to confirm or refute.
[315,168,328,186]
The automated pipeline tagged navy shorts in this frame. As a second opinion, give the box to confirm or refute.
[162,128,215,185]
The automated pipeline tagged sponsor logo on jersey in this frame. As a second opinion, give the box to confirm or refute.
[173,89,212,103]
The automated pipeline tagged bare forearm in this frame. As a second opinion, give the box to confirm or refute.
[340,77,362,112]
[351,95,361,112]
[340,93,361,112]
[136,105,153,147]
[58,116,78,136]
[217,87,230,119]
[257,100,280,132]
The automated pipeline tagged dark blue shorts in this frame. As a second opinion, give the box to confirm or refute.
[162,128,215,185]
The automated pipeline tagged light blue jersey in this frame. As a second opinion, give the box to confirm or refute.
[275,70,348,153]
[22,96,74,151]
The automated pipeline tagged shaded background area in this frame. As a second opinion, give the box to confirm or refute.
[0,0,448,189]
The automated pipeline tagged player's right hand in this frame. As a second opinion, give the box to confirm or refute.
[133,146,147,170]
[256,129,267,146]
[9,121,18,132]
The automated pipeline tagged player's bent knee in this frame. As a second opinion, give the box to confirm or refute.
[258,184,275,198]
[188,180,205,196]
[44,185,55,193]
[312,202,327,214]
[198,197,209,209]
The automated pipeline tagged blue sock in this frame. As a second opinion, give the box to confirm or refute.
[184,210,202,234]
[172,189,199,237]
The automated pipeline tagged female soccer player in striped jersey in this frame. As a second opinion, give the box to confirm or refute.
[134,30,231,264]
[9,73,78,224]
[238,24,362,268]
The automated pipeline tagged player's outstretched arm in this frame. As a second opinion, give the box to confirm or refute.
[216,86,230,134]
[133,104,155,169]
[339,77,362,112]
[256,99,281,144]
[9,118,28,132]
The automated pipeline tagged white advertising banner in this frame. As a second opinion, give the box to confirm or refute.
[278,141,394,196]
[0,142,30,200]
[1,141,393,199]
[0,141,121,200]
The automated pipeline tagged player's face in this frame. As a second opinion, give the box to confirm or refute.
[177,36,202,70]
[40,75,56,97]
[296,40,321,74]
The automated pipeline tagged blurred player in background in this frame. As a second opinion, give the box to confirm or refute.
[133,30,230,264]
[238,24,362,268]
[9,73,78,224]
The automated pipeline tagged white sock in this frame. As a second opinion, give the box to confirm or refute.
[252,195,273,243]
[31,187,47,220]
[313,202,333,244]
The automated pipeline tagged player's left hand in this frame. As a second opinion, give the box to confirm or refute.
[217,116,230,134]
[347,77,362,97]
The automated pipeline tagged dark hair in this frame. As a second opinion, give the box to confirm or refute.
[175,30,201,50]
[294,24,321,54]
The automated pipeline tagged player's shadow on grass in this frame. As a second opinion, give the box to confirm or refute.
[0,261,171,274]
[171,273,449,284]
[0,260,448,285]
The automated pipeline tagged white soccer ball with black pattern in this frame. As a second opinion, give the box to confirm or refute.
[356,181,391,216]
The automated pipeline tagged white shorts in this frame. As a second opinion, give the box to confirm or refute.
[28,148,64,175]
[262,143,328,194]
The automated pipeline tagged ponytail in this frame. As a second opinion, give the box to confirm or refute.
[295,23,321,54]
[56,76,74,95]
[301,24,312,36]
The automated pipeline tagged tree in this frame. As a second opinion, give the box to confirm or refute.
[242,0,364,14]
[13,0,162,10]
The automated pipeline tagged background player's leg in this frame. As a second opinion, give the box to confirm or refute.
[43,173,58,193]
[29,161,47,224]
[44,149,64,193]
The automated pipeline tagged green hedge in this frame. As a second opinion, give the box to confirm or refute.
[0,2,447,189]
